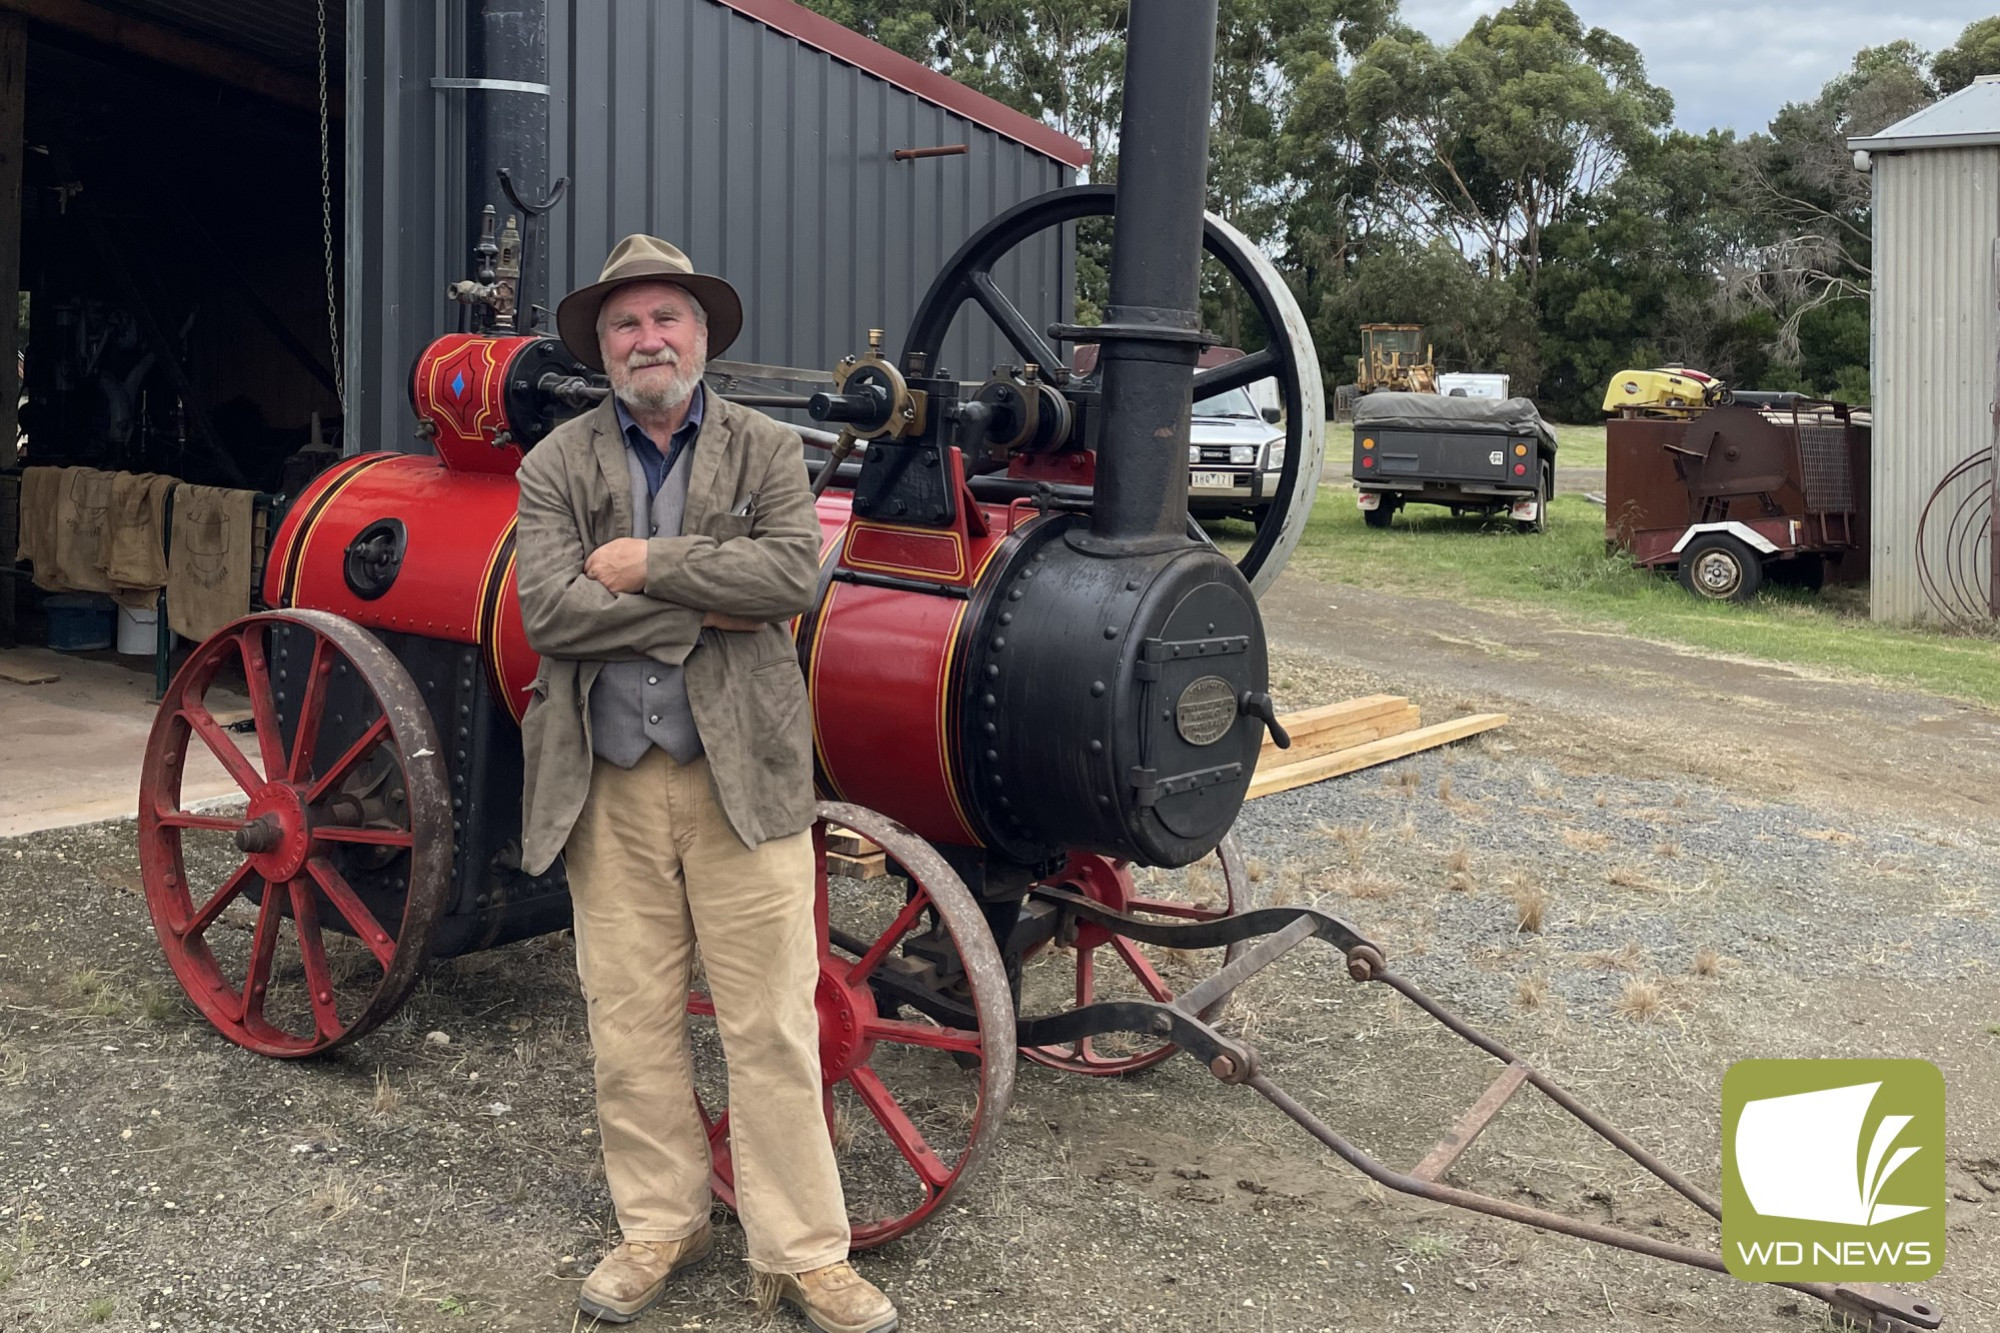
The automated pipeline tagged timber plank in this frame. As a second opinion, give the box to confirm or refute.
[1246,713,1509,800]
[1259,705,1420,767]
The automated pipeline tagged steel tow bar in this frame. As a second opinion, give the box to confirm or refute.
[1018,891,1945,1333]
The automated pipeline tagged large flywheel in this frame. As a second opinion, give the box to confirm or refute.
[900,183,1325,597]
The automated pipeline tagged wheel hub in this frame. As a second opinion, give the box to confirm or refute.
[816,958,880,1080]
[241,783,311,882]
[1695,552,1739,595]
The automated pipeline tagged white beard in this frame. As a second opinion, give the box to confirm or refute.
[611,338,707,415]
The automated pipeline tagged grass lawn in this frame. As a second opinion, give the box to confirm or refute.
[1551,422,1605,470]
[1232,487,2000,710]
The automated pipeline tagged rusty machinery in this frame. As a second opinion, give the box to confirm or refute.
[132,4,1935,1327]
[1605,370,1870,601]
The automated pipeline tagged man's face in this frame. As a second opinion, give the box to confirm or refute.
[600,280,707,415]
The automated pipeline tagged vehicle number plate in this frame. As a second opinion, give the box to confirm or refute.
[1191,471,1235,488]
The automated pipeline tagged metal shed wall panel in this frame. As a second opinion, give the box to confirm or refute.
[348,0,1073,455]
[1868,146,1999,622]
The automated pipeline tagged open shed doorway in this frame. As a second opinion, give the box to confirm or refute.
[2,0,345,654]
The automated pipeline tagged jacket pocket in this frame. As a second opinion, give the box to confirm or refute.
[703,512,755,542]
[752,656,808,730]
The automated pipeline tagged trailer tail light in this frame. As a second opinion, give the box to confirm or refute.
[1361,456,1375,468]
[1514,443,1527,456]
[1361,437,1374,449]
[1513,463,1526,475]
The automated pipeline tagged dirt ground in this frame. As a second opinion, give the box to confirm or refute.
[2,571,1996,1333]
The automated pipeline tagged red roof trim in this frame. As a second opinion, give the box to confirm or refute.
[712,0,1092,169]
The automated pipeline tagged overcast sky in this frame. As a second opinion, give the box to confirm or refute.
[1400,0,1995,135]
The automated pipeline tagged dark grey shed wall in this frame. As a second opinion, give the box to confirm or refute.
[347,0,1074,454]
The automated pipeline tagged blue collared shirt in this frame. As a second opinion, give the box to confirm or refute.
[614,383,705,500]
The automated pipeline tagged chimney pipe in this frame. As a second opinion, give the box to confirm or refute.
[465,1,550,327]
[1076,0,1219,554]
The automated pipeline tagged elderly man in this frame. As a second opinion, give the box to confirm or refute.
[512,235,896,1333]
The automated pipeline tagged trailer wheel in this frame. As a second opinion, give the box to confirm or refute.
[1514,460,1552,534]
[1362,496,1398,529]
[1678,533,1763,602]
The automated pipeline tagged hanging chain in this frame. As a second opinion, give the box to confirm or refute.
[318,0,345,415]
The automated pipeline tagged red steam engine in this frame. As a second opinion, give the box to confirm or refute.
[129,3,1942,1327]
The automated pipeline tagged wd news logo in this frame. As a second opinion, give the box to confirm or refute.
[1722,1060,1945,1281]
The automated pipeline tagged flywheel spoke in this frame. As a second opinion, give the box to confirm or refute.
[313,825,415,849]
[847,893,930,985]
[183,705,265,796]
[288,880,344,1041]
[287,636,333,782]
[180,860,258,940]
[236,627,287,781]
[863,1016,982,1056]
[847,1065,953,1191]
[305,715,392,804]
[306,857,398,969]
[1108,935,1174,1002]
[240,887,285,1024]
[156,810,247,835]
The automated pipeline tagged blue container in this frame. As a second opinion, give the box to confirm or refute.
[45,593,115,652]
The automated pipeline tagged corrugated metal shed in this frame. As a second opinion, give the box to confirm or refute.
[1852,85,2000,622]
[347,0,1082,455]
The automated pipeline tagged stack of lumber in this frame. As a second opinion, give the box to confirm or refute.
[826,825,888,879]
[1247,694,1507,800]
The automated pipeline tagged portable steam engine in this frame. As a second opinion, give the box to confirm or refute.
[132,3,1941,1327]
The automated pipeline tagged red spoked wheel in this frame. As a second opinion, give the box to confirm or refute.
[1019,833,1254,1075]
[138,610,452,1057]
[688,801,1015,1249]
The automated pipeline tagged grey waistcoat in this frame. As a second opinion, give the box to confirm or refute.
[588,442,704,767]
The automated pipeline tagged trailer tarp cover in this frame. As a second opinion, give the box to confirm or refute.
[1354,392,1557,449]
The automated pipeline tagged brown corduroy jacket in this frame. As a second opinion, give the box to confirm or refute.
[513,395,820,874]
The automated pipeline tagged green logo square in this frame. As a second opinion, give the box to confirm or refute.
[1722,1059,1945,1281]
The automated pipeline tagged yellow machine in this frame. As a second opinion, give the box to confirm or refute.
[1357,324,1437,394]
[1601,366,1725,417]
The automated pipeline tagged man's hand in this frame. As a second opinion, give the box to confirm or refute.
[702,610,765,632]
[582,538,648,594]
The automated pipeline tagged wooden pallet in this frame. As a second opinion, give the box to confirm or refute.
[1248,696,1507,800]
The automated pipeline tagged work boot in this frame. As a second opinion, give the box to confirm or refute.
[761,1260,898,1333]
[577,1224,714,1323]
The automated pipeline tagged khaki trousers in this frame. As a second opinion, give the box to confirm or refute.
[564,747,849,1272]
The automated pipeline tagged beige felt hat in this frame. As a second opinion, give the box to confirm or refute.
[555,234,743,371]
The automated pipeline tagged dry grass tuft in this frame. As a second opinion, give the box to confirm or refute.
[1593,788,1609,808]
[309,1173,359,1222]
[1561,829,1610,853]
[1504,875,1549,933]
[1529,771,1563,801]
[1339,875,1400,901]
[1446,845,1472,874]
[1437,774,1455,802]
[1580,943,1642,972]
[1396,767,1422,794]
[1691,947,1725,978]
[1671,793,1688,809]
[1613,977,1666,1022]
[372,1067,400,1116]
[1322,822,1374,871]
[1446,871,1476,894]
[1245,856,1268,884]
[1653,839,1682,859]
[1604,865,1655,889]
[1515,975,1550,1010]
[1397,814,1418,842]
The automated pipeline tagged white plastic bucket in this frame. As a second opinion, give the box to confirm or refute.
[116,603,160,656]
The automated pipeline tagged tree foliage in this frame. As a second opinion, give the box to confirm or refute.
[801,0,1991,417]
